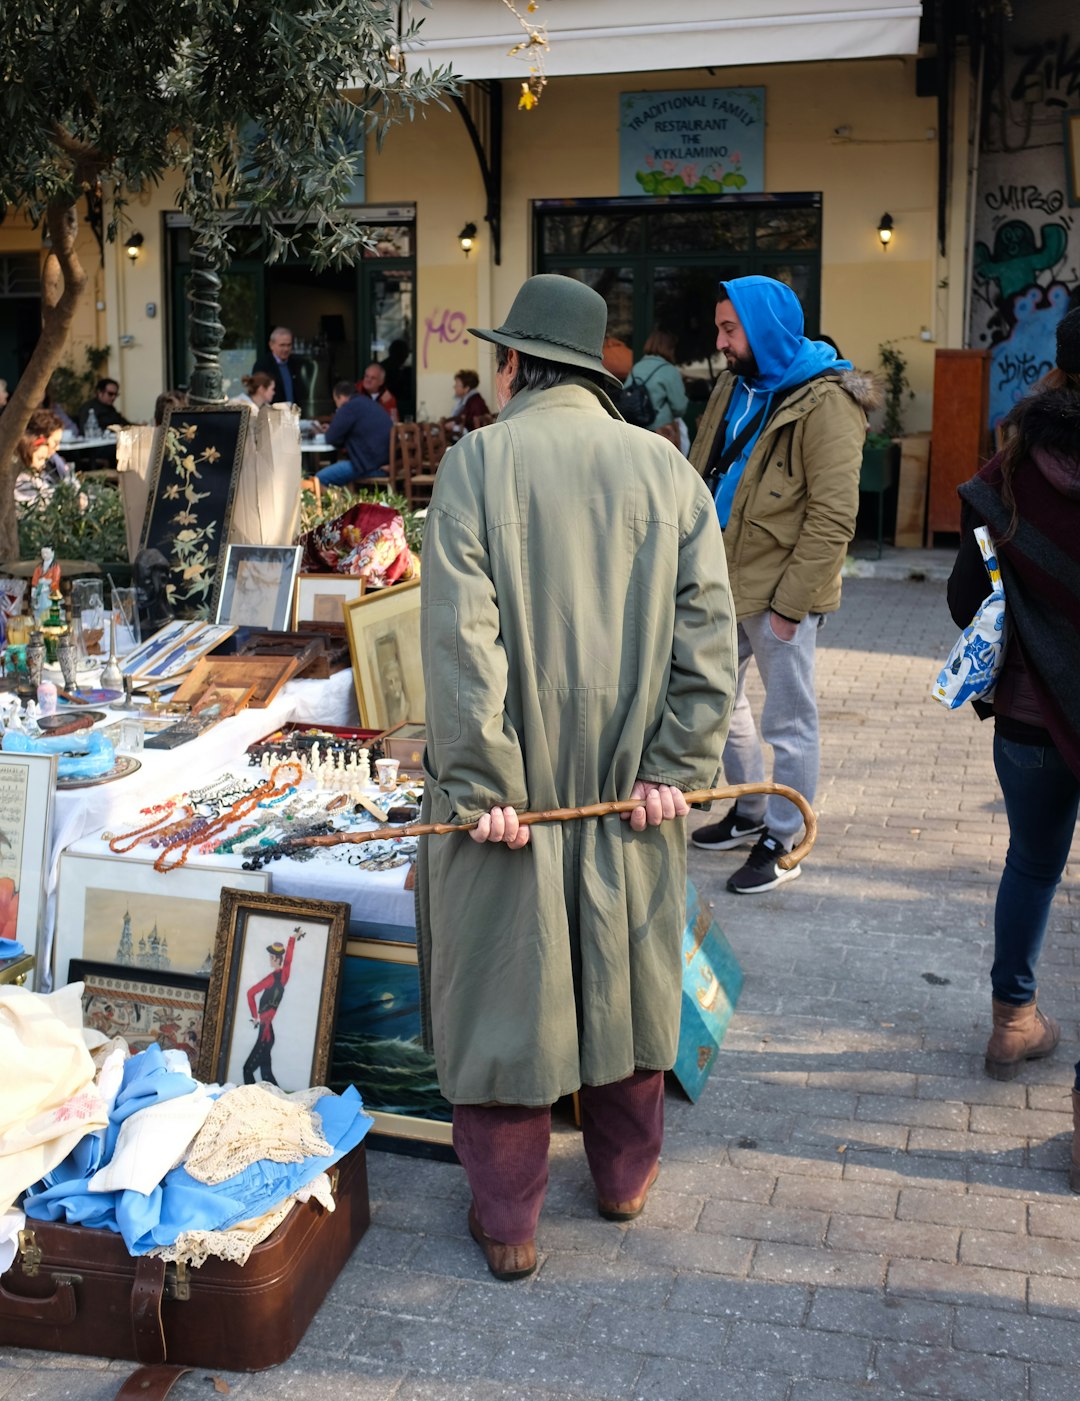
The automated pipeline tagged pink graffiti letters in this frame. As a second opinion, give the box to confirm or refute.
[423,308,468,369]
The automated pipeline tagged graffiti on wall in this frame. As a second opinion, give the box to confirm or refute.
[971,27,1080,430]
[422,307,469,371]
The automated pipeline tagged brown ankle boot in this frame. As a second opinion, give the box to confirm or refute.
[1071,1092,1080,1194]
[984,996,1060,1081]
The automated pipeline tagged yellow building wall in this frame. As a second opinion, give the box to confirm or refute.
[7,54,961,432]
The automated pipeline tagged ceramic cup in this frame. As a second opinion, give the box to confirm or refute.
[375,757,400,792]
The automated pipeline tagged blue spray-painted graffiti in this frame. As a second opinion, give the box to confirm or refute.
[988,282,1072,429]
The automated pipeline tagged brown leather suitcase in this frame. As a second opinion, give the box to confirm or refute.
[0,1142,369,1370]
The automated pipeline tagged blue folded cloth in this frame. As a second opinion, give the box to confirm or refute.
[0,938,26,959]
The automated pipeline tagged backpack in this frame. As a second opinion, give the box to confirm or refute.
[615,364,663,428]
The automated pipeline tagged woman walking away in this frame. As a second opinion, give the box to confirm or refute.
[947,308,1080,1185]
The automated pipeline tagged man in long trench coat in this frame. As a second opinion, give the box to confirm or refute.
[416,274,737,1280]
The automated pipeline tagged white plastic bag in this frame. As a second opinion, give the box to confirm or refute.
[931,526,1007,709]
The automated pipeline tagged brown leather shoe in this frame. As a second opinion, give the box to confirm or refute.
[597,1161,660,1222]
[1071,1091,1080,1195]
[467,1204,537,1281]
[985,996,1060,1081]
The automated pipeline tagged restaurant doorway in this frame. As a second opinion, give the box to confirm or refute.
[0,254,42,394]
[534,193,822,434]
[166,208,416,419]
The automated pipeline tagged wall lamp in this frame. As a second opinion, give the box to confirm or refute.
[877,213,894,251]
[124,231,145,262]
[458,222,477,258]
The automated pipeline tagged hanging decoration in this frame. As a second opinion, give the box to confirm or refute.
[501,0,549,111]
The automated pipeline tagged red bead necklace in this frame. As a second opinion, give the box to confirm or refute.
[153,763,304,873]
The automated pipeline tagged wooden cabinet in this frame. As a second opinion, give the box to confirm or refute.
[928,349,991,542]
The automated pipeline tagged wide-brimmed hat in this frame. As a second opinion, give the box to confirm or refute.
[469,275,623,390]
[266,942,286,958]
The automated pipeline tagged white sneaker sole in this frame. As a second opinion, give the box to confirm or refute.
[726,862,802,895]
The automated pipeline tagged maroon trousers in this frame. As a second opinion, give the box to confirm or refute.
[452,1069,665,1245]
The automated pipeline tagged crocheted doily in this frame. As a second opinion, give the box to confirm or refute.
[184,1083,332,1184]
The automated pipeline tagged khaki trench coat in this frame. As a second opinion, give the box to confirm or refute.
[688,370,870,621]
[416,380,737,1106]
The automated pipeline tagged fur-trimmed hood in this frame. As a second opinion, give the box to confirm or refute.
[838,367,884,414]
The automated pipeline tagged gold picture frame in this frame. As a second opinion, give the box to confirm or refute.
[198,889,349,1091]
[343,579,423,729]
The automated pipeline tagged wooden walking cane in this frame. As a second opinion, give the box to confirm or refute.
[274,781,816,869]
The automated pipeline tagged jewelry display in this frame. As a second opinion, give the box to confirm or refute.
[153,762,303,872]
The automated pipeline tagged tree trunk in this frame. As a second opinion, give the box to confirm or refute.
[0,197,89,563]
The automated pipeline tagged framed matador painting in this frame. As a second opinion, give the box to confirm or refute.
[140,405,249,621]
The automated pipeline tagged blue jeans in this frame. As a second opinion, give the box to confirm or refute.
[315,460,386,487]
[991,735,1079,1021]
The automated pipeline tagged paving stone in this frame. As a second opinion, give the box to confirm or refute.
[725,1320,872,1381]
[826,1214,959,1262]
[636,1358,790,1401]
[886,1258,1028,1310]
[241,1355,399,1401]
[953,1306,1080,1366]
[788,1384,909,1401]
[658,1161,775,1202]
[667,1274,810,1325]
[806,1288,952,1346]
[1029,1363,1080,1401]
[6,1377,158,1401]
[619,1225,753,1276]
[840,1151,968,1191]
[966,1162,1073,1197]
[444,1278,591,1341]
[749,1242,885,1291]
[874,1341,1027,1400]
[1028,1200,1080,1241]
[961,1229,1080,1278]
[532,1252,675,1310]
[340,1313,497,1379]
[1028,1274,1080,1317]
[727,1146,844,1180]
[580,1301,731,1363]
[697,1198,828,1247]
[395,1382,575,1401]
[969,1104,1073,1138]
[896,1188,1025,1232]
[325,1262,459,1317]
[487,1339,644,1397]
[855,1092,969,1131]
[791,1116,909,1151]
[772,1175,898,1218]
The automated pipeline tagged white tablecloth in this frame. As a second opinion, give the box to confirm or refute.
[42,666,361,978]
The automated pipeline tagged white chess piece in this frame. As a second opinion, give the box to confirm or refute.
[358,747,370,787]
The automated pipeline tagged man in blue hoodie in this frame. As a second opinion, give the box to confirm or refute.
[688,276,878,893]
[317,380,392,487]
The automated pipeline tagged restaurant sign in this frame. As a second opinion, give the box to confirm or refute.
[619,87,765,197]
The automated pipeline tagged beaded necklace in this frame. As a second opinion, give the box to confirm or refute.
[154,763,303,873]
[106,804,195,855]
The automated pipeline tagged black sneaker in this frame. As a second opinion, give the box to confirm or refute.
[726,832,802,894]
[691,807,767,851]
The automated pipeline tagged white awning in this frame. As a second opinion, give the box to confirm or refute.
[406,1,923,79]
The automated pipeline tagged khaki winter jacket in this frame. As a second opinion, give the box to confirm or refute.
[689,370,878,621]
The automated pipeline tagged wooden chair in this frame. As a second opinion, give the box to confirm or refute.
[388,422,425,504]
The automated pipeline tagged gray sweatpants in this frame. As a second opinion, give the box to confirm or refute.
[722,610,822,847]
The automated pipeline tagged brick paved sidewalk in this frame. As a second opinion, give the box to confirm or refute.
[4,575,1079,1401]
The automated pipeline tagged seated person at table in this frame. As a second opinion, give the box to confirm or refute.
[232,373,275,411]
[446,369,490,438]
[358,363,399,423]
[77,377,130,434]
[317,381,391,488]
[13,411,77,506]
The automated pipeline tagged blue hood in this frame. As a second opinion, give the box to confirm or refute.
[723,276,851,391]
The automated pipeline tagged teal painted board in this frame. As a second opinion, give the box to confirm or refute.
[673,879,744,1101]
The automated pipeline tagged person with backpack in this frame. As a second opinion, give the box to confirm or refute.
[621,331,688,437]
[688,276,879,892]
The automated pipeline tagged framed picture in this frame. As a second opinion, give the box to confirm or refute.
[293,573,367,628]
[0,752,56,972]
[121,620,236,685]
[198,890,349,1091]
[343,579,424,729]
[216,545,303,630]
[70,959,207,1059]
[54,853,268,986]
[1067,110,1080,207]
[140,405,249,621]
[172,652,298,708]
[329,937,452,1148]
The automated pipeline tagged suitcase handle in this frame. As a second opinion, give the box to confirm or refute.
[0,1275,77,1326]
[113,1365,192,1401]
[131,1257,168,1365]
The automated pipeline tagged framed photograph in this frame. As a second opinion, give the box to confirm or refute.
[54,853,268,986]
[198,890,349,1091]
[1067,110,1080,207]
[216,544,303,630]
[0,752,56,973]
[70,959,208,1059]
[121,620,237,685]
[294,574,367,628]
[329,937,452,1148]
[343,579,424,729]
[171,652,298,708]
[140,405,249,621]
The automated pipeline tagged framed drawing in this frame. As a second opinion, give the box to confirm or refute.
[198,890,349,1092]
[53,853,268,987]
[343,580,424,729]
[293,573,366,628]
[171,652,298,708]
[1067,110,1080,207]
[329,937,452,1151]
[216,544,303,630]
[140,405,249,621]
[70,960,207,1059]
[0,752,56,972]
[122,620,236,685]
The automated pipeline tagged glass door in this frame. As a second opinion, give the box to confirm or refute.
[360,262,415,420]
